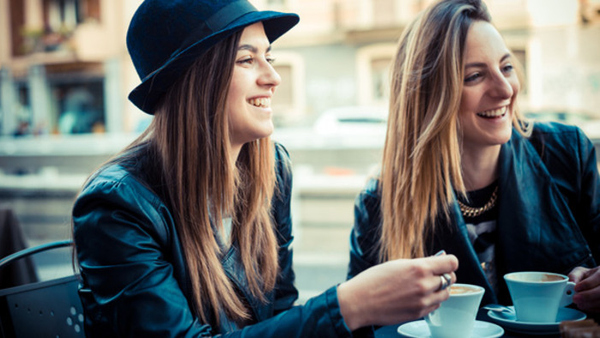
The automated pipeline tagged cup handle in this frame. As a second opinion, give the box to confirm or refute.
[560,281,576,307]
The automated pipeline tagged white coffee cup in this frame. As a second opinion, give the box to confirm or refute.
[504,271,575,323]
[425,283,485,338]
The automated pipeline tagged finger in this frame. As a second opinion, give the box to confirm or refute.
[431,282,452,303]
[449,271,457,285]
[418,302,444,319]
[573,286,600,312]
[575,269,600,293]
[582,267,600,280]
[569,266,590,283]
[423,255,459,275]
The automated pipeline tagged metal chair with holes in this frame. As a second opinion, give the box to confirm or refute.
[0,240,85,338]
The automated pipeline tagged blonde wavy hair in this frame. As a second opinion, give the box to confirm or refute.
[380,0,531,260]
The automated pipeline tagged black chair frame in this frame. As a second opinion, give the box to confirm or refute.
[0,240,84,338]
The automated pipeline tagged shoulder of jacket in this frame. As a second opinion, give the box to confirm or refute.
[80,163,162,208]
[273,141,293,182]
[529,121,583,140]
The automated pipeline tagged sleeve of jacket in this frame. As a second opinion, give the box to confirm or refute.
[347,177,382,280]
[574,128,600,263]
[73,171,216,337]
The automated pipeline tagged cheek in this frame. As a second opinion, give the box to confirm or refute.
[510,78,520,97]
[459,89,477,114]
[227,70,248,104]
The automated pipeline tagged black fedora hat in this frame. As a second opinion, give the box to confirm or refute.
[127,0,299,114]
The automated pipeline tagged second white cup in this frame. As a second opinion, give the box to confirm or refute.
[504,271,575,323]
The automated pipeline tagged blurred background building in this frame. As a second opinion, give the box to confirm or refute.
[1,0,600,302]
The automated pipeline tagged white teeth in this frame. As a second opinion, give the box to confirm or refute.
[248,97,270,108]
[477,107,506,117]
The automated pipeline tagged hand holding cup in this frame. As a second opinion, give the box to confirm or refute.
[569,266,600,312]
[337,254,458,331]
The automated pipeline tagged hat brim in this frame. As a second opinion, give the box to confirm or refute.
[128,11,299,114]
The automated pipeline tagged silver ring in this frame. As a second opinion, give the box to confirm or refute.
[439,276,449,291]
[442,273,452,285]
[439,273,452,291]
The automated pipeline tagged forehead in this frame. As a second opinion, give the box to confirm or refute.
[239,22,267,42]
[464,21,510,62]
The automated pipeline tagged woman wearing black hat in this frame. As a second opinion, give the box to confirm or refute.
[72,0,458,336]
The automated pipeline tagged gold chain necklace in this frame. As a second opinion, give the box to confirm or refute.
[457,186,499,218]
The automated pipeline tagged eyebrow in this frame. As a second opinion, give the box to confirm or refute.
[465,53,512,69]
[237,44,272,53]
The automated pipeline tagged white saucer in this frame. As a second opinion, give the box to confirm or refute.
[397,320,504,338]
[487,306,587,335]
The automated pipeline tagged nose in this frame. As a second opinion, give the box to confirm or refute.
[489,71,515,99]
[258,61,281,88]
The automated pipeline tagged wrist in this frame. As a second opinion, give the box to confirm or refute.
[337,281,366,331]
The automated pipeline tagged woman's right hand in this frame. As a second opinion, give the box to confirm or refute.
[337,254,459,331]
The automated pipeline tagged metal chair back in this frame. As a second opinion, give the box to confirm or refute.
[0,240,84,338]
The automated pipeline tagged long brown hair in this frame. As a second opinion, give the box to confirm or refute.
[94,31,278,324]
[380,0,531,260]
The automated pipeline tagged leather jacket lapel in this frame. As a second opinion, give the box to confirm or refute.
[220,243,275,325]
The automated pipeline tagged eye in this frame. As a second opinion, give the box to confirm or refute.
[266,56,276,64]
[464,72,482,83]
[502,64,514,74]
[237,57,254,65]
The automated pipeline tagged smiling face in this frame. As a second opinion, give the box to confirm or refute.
[226,22,281,153]
[458,20,519,152]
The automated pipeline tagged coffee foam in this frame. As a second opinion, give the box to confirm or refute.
[541,274,565,282]
[450,285,479,295]
[508,272,566,283]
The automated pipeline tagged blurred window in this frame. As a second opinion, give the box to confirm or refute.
[43,0,101,30]
[357,44,395,106]
[272,64,293,126]
[371,57,391,103]
[271,53,305,126]
[9,0,26,57]
[273,65,293,106]
[512,49,527,95]
[9,0,102,56]
[46,62,105,134]
[14,82,32,136]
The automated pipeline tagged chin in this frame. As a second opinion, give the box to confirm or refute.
[255,127,274,141]
[496,131,513,145]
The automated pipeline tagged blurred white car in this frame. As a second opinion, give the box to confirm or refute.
[313,106,388,136]
[272,105,389,149]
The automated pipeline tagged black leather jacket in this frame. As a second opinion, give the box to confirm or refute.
[349,122,600,307]
[73,142,351,337]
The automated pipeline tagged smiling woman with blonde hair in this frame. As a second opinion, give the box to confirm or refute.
[349,0,600,315]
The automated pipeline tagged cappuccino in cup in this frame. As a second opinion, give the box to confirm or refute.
[450,285,480,295]
[504,271,575,323]
[425,283,485,338]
